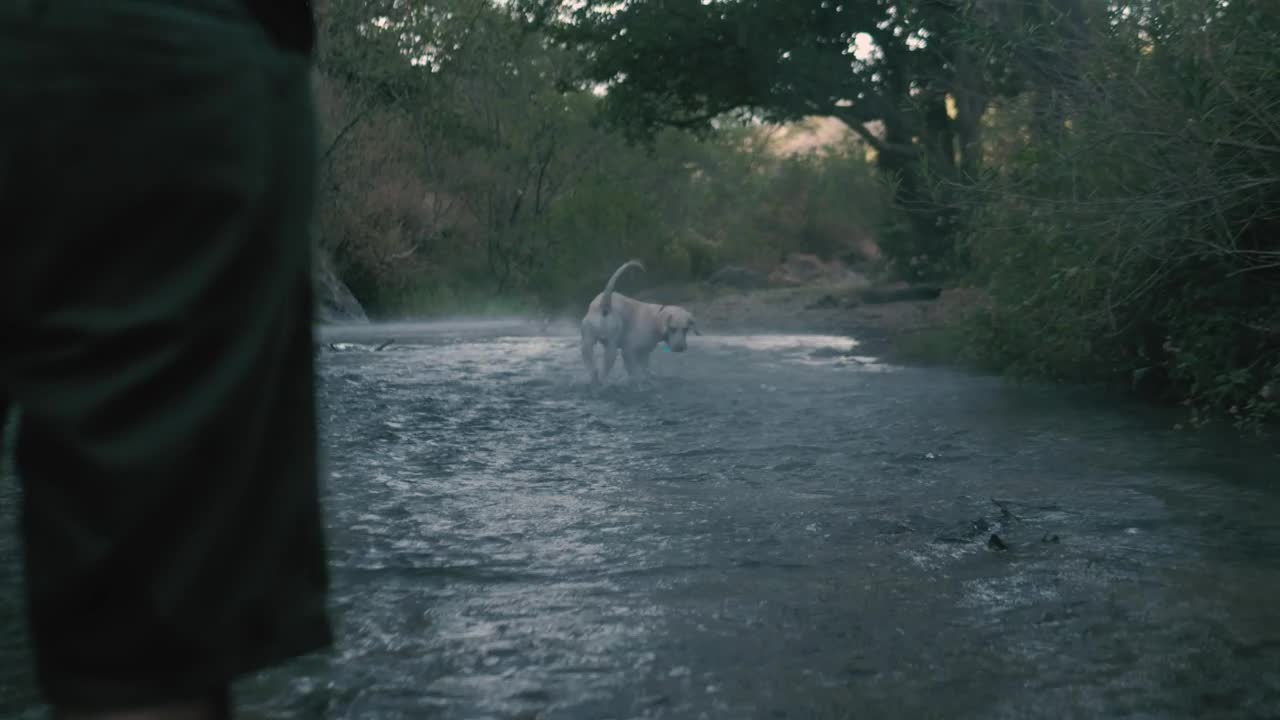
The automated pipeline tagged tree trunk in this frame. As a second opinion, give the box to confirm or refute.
[952,48,989,180]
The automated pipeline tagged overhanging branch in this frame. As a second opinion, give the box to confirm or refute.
[831,105,916,158]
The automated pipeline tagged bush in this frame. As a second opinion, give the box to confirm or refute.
[961,0,1280,431]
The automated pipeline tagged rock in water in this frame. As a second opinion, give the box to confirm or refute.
[857,284,943,305]
[707,265,768,290]
[805,294,841,310]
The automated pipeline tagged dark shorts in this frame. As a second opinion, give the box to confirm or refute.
[0,0,332,711]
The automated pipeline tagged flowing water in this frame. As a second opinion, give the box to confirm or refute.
[3,320,1279,719]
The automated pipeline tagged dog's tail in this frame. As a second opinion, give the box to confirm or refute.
[601,259,644,316]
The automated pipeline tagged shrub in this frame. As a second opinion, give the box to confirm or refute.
[960,0,1280,431]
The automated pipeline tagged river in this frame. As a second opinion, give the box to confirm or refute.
[3,320,1279,719]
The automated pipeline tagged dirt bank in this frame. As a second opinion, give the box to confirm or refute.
[634,282,985,362]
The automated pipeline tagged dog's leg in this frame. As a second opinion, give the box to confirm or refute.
[637,350,654,384]
[621,350,638,381]
[629,351,655,389]
[601,340,619,381]
[581,328,599,384]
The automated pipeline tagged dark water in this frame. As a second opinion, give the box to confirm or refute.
[3,320,1280,719]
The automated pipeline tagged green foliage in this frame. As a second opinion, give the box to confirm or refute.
[369,282,534,320]
[893,322,978,368]
[960,0,1280,431]
[313,0,891,318]
[549,0,1034,278]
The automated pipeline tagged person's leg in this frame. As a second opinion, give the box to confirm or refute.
[0,0,331,716]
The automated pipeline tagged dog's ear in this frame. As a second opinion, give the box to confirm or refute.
[690,318,702,336]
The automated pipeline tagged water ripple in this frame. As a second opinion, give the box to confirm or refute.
[3,323,1279,719]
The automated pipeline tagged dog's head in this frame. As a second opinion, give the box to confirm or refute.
[659,306,701,352]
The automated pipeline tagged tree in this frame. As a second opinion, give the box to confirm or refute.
[536,0,1017,276]
[310,0,894,315]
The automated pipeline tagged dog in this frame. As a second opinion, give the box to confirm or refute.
[580,260,701,384]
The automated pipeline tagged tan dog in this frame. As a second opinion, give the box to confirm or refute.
[580,260,701,384]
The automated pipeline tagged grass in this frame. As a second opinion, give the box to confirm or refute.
[368,283,536,321]
[886,323,971,366]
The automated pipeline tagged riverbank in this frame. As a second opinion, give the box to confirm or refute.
[632,281,986,365]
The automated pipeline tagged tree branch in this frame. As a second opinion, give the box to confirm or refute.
[322,103,377,163]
